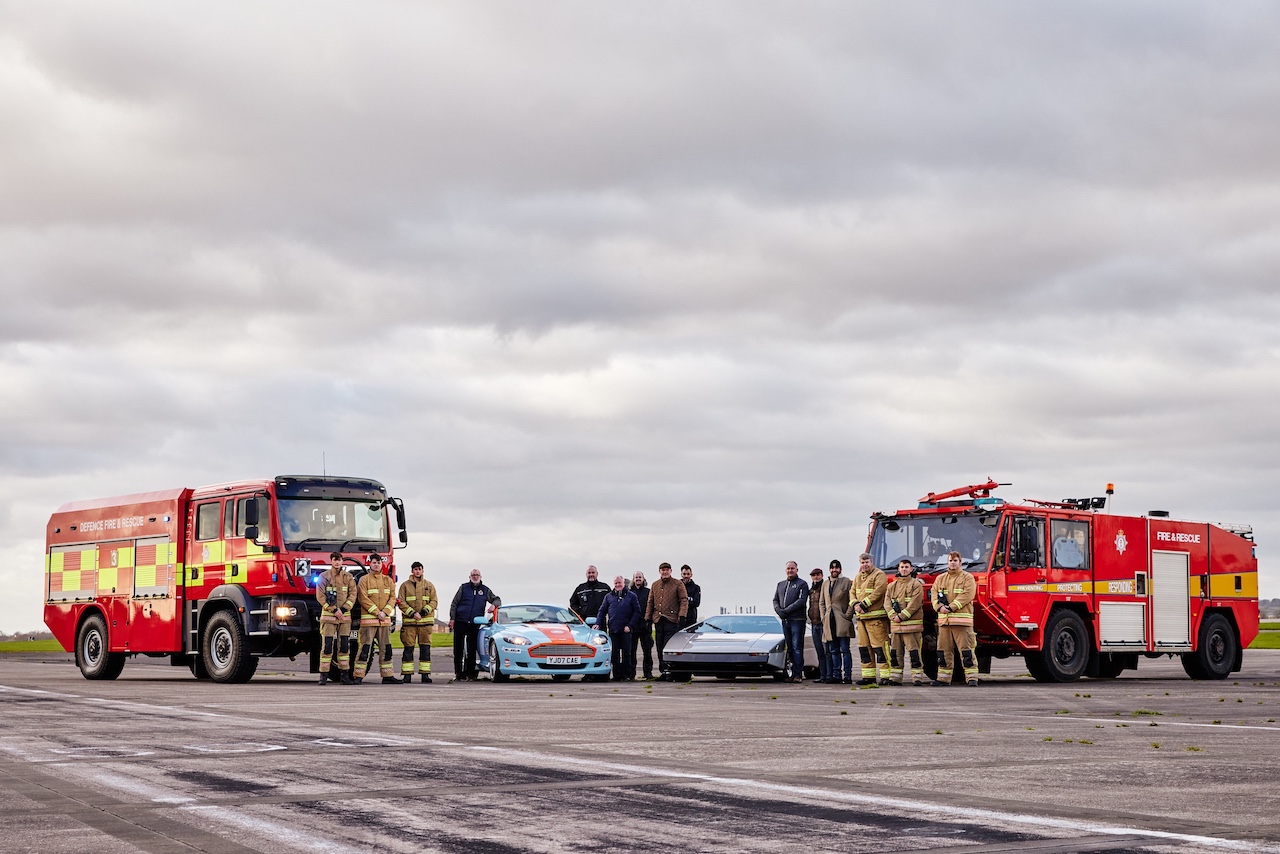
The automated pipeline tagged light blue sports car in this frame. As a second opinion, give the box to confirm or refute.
[477,603,612,682]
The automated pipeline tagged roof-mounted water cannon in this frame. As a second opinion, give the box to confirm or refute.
[917,479,1011,509]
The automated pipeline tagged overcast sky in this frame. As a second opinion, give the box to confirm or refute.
[2,2,1278,634]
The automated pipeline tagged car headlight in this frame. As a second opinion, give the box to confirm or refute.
[500,635,529,645]
[770,642,785,653]
[591,634,609,646]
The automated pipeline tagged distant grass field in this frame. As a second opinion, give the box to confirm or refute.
[0,639,65,653]
[1251,622,1280,649]
[1261,621,1280,631]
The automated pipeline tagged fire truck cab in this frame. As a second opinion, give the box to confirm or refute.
[44,475,407,684]
[866,481,1259,682]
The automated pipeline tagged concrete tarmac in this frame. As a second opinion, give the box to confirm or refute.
[2,650,1280,854]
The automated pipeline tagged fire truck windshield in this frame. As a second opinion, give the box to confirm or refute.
[869,515,998,573]
[279,498,389,550]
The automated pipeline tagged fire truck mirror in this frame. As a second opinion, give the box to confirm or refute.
[244,498,260,527]
[244,525,259,541]
[392,498,407,544]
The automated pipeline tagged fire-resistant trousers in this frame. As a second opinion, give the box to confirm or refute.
[936,623,978,685]
[354,623,394,679]
[855,618,891,680]
[889,632,923,684]
[320,619,352,672]
[400,624,432,676]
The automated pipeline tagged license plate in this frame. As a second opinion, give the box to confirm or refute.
[546,656,581,665]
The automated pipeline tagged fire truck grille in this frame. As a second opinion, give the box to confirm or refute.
[529,643,594,658]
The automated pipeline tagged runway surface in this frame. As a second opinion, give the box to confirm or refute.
[2,651,1279,853]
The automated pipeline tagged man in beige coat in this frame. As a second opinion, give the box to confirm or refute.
[818,558,854,683]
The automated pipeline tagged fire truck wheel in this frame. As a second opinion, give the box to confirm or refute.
[1023,652,1052,682]
[1040,609,1089,683]
[202,611,258,684]
[76,614,126,680]
[1182,613,1237,681]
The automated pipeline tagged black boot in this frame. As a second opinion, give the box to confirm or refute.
[382,675,402,684]
[318,672,328,685]
[340,671,355,685]
[421,673,432,683]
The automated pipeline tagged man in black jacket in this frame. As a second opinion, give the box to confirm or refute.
[569,565,611,624]
[680,565,701,628]
[773,561,809,683]
[629,571,654,680]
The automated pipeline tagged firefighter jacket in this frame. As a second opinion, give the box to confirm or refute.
[398,577,438,627]
[819,575,854,638]
[850,567,888,621]
[358,571,397,627]
[931,568,977,627]
[645,577,688,626]
[885,576,924,634]
[316,568,357,625]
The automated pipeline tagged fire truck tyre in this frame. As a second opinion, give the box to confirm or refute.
[1182,613,1237,681]
[1024,652,1053,682]
[202,611,257,684]
[1041,610,1089,683]
[488,642,510,682]
[76,614,126,680]
[189,655,210,680]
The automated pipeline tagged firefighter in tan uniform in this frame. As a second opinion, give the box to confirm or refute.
[850,552,891,685]
[354,554,401,684]
[316,551,356,685]
[397,561,438,683]
[886,556,925,685]
[931,550,979,686]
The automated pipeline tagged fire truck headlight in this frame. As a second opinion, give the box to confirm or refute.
[274,605,298,620]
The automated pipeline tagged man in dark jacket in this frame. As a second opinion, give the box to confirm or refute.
[772,561,809,683]
[680,564,701,628]
[629,571,654,680]
[645,562,688,680]
[448,569,501,682]
[597,576,640,681]
[569,565,611,624]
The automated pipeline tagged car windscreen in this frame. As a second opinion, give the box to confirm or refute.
[694,615,782,634]
[279,498,389,550]
[869,514,997,572]
[498,605,581,625]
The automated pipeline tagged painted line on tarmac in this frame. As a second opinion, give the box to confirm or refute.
[476,747,1279,852]
[0,683,225,718]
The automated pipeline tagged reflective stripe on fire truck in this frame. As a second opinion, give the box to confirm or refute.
[134,537,175,598]
[1008,576,1258,599]
[96,544,133,596]
[187,539,225,585]
[46,545,98,603]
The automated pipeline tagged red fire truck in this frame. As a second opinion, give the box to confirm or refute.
[44,475,407,683]
[866,480,1259,682]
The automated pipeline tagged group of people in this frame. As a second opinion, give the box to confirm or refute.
[571,562,702,682]
[774,551,978,686]
[313,549,979,688]
[314,552,439,685]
